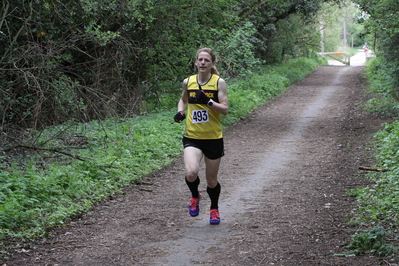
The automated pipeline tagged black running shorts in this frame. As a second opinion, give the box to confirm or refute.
[182,137,224,160]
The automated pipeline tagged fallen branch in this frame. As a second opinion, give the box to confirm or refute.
[358,166,388,172]
[3,145,124,174]
[135,180,153,186]
[139,188,153,192]
[3,145,87,161]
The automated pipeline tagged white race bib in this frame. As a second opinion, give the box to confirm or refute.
[192,109,209,124]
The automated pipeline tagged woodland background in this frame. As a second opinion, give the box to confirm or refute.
[1,0,366,137]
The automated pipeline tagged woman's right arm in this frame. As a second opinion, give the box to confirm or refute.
[177,78,189,112]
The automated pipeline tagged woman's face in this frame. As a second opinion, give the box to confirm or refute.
[196,52,215,74]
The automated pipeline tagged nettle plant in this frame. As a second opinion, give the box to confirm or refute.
[346,227,397,257]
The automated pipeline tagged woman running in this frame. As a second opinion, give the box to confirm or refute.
[174,48,228,225]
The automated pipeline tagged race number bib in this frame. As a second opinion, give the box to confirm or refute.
[192,109,209,124]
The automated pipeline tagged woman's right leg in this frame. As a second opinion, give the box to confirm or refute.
[184,147,203,216]
[184,146,203,182]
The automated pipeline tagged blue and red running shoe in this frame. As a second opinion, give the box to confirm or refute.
[209,209,220,225]
[189,194,201,217]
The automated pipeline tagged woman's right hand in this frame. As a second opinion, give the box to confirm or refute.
[174,111,186,123]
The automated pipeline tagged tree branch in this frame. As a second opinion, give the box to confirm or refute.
[0,0,9,30]
[0,1,34,64]
[358,166,388,172]
[3,145,88,161]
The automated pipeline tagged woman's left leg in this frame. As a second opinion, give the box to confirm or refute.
[205,157,222,224]
[204,156,221,188]
[205,157,221,216]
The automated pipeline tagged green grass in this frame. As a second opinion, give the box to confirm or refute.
[0,57,326,254]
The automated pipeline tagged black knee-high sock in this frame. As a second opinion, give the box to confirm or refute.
[186,176,200,198]
[207,182,221,210]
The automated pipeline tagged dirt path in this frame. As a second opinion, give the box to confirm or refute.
[4,65,396,265]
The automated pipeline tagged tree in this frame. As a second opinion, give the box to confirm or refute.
[353,0,399,99]
[0,0,343,146]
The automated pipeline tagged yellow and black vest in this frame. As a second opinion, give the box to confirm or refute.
[184,74,222,139]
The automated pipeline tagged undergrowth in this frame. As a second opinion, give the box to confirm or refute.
[363,56,399,118]
[346,227,397,257]
[346,57,399,258]
[0,57,325,255]
[0,113,184,244]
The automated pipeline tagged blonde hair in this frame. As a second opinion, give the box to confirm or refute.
[196,47,220,76]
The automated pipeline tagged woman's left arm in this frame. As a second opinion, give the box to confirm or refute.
[211,78,228,116]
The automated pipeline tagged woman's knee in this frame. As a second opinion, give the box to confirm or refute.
[185,167,199,181]
[206,177,218,188]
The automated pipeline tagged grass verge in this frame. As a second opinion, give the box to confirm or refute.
[345,57,399,257]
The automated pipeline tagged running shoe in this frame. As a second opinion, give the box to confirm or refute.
[209,209,220,225]
[189,194,201,217]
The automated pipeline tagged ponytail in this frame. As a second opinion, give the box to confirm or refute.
[211,66,220,76]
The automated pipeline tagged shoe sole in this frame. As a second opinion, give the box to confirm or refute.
[189,209,200,217]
